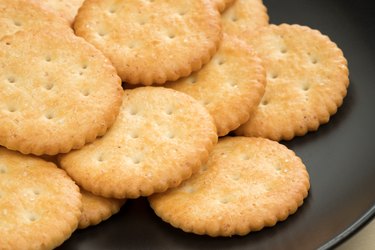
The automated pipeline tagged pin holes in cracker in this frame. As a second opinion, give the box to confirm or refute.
[261,97,269,106]
[187,73,198,84]
[7,76,16,83]
[302,82,311,92]
[0,164,7,174]
[267,71,279,80]
[25,212,40,222]
[307,52,319,65]
[13,20,22,27]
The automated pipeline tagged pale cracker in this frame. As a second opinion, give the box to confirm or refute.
[79,189,125,229]
[236,24,349,141]
[60,87,218,199]
[166,34,266,136]
[0,0,70,40]
[222,0,269,37]
[0,27,123,155]
[74,0,222,85]
[0,147,82,249]
[31,0,85,25]
[149,137,310,237]
[210,0,235,12]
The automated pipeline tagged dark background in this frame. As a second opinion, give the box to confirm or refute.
[59,0,375,249]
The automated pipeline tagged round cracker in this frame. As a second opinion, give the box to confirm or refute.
[31,0,85,25]
[79,189,125,229]
[0,0,70,40]
[166,34,266,136]
[222,0,269,37]
[74,0,222,85]
[0,27,123,155]
[60,87,218,199]
[0,148,81,249]
[236,24,349,140]
[149,137,310,237]
[210,0,235,12]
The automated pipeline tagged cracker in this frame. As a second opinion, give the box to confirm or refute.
[166,34,266,136]
[32,0,85,25]
[74,0,222,85]
[0,27,123,155]
[79,189,125,229]
[210,0,235,12]
[0,0,70,40]
[0,147,82,249]
[149,137,310,237]
[235,24,349,140]
[222,0,269,37]
[59,87,218,199]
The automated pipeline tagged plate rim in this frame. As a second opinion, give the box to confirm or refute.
[319,203,375,249]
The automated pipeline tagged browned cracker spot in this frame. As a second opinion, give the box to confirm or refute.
[0,0,69,40]
[0,27,123,155]
[0,147,82,249]
[210,0,236,12]
[31,0,85,25]
[60,87,218,199]
[236,24,349,141]
[166,34,266,136]
[222,0,269,37]
[74,0,222,85]
[149,137,310,237]
[79,189,125,229]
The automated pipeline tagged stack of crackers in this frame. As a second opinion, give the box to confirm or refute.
[0,0,349,248]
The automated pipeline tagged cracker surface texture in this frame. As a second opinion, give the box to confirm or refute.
[0,0,69,39]
[74,0,222,85]
[236,24,349,141]
[0,148,82,249]
[0,27,123,155]
[79,189,125,229]
[222,0,269,37]
[60,87,218,199]
[32,0,85,24]
[149,137,310,237]
[210,0,235,12]
[166,34,266,136]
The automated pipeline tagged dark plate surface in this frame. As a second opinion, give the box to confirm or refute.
[59,0,375,249]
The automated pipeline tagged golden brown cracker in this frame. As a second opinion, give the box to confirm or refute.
[0,0,69,40]
[210,0,235,12]
[166,34,266,136]
[0,147,82,249]
[222,0,269,37]
[32,0,85,24]
[60,87,218,199]
[74,0,222,85]
[79,189,125,229]
[149,137,310,237]
[236,24,349,140]
[0,27,123,155]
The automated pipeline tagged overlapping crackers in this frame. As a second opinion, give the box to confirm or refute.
[210,0,236,12]
[0,148,81,249]
[222,0,269,37]
[0,0,69,39]
[236,24,349,140]
[149,137,310,236]
[79,189,125,229]
[74,0,222,85]
[166,34,266,136]
[0,0,351,246]
[60,87,218,199]
[31,0,85,25]
[0,26,123,155]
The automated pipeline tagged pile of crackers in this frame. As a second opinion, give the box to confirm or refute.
[0,0,349,249]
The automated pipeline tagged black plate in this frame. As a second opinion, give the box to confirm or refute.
[59,0,375,249]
